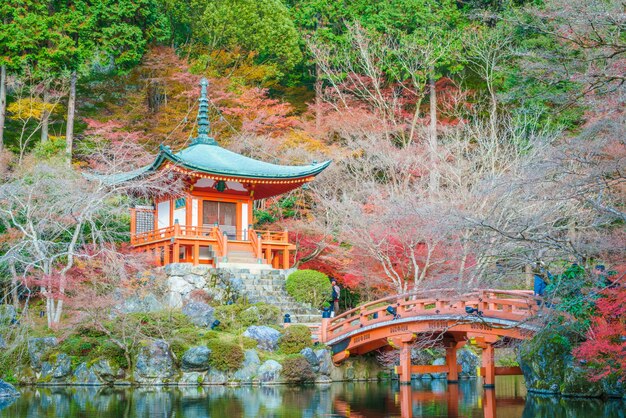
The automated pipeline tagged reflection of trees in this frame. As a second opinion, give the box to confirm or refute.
[1,381,619,418]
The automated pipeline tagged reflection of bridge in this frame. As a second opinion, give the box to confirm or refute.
[333,384,525,418]
[320,289,543,387]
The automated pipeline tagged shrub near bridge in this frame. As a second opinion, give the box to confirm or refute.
[278,325,311,355]
[285,269,332,309]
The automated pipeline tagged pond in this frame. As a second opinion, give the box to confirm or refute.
[1,377,624,417]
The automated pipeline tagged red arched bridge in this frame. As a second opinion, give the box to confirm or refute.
[318,289,544,387]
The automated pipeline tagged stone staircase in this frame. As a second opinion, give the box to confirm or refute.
[233,270,323,325]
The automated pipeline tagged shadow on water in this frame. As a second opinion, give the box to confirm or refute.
[0,377,624,418]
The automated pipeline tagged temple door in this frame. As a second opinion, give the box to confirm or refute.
[202,201,237,239]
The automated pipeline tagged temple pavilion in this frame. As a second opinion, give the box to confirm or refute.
[113,78,330,269]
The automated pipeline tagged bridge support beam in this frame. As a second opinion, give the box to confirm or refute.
[445,341,465,383]
[399,342,412,385]
[481,343,495,388]
[445,346,458,383]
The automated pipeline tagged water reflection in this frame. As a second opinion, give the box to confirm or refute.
[0,377,623,418]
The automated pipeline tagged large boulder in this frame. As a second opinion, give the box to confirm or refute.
[40,353,72,383]
[73,363,102,385]
[457,348,479,379]
[182,301,215,328]
[134,340,176,384]
[243,326,281,351]
[181,346,211,371]
[315,349,333,376]
[300,348,320,372]
[28,337,57,370]
[204,369,228,385]
[91,359,121,383]
[519,334,571,394]
[561,363,604,397]
[257,360,282,384]
[120,293,163,313]
[602,375,625,398]
[0,305,16,325]
[179,372,205,386]
[233,349,261,383]
[0,379,19,398]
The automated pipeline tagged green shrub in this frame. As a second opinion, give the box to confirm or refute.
[281,355,315,383]
[214,302,281,331]
[208,340,245,371]
[214,304,246,331]
[278,325,311,354]
[239,336,259,350]
[239,303,281,328]
[286,269,331,309]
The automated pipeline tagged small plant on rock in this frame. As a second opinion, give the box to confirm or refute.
[278,325,311,354]
[281,355,316,383]
[208,340,244,371]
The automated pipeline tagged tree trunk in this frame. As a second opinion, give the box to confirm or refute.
[315,63,322,132]
[41,89,50,143]
[0,64,6,152]
[8,259,19,309]
[428,71,439,194]
[65,71,77,163]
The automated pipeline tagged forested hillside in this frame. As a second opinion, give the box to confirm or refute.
[0,0,624,385]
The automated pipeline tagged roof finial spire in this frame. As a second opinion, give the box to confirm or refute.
[192,77,217,145]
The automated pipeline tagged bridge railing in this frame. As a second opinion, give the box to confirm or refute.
[320,288,542,343]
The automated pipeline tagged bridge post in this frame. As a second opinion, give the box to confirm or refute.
[445,345,458,383]
[481,343,496,388]
[399,384,413,418]
[399,342,412,385]
[320,318,330,343]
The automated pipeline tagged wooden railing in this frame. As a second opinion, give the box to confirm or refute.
[256,230,289,243]
[249,229,263,261]
[320,289,541,343]
[130,224,220,245]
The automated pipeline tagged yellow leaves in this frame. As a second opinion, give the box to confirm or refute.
[7,98,56,121]
[280,130,329,153]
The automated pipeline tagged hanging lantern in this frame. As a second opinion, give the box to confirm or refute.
[215,180,226,192]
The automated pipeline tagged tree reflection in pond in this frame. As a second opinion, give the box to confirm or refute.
[0,377,624,417]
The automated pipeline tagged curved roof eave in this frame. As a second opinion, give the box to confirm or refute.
[159,144,332,180]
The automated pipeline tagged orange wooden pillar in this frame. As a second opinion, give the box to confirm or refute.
[282,249,289,269]
[193,242,200,266]
[399,384,413,418]
[399,342,412,385]
[164,244,170,264]
[483,387,496,418]
[482,344,495,388]
[173,242,180,263]
[445,345,458,383]
[447,381,459,417]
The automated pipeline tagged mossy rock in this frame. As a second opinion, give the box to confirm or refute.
[281,355,315,383]
[519,331,572,394]
[561,364,604,397]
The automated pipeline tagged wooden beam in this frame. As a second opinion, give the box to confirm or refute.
[282,250,289,269]
[480,366,523,376]
[481,344,495,387]
[193,242,200,266]
[399,342,412,384]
